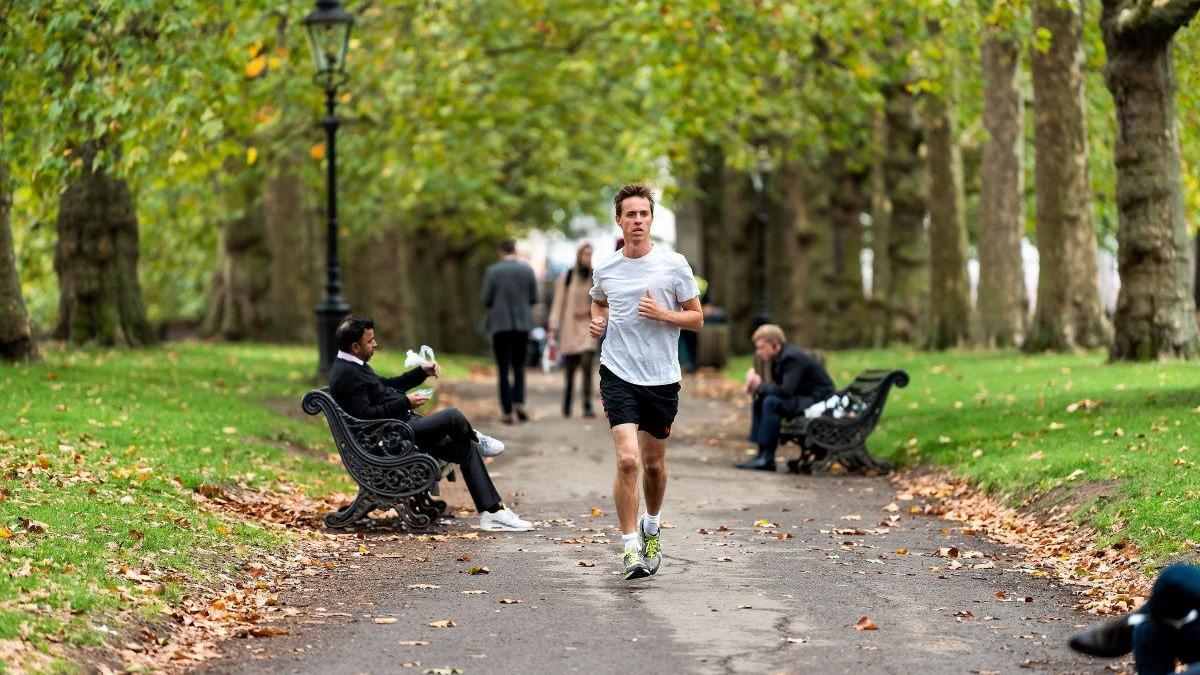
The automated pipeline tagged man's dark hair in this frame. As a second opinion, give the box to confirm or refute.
[613,183,655,217]
[336,315,374,351]
[499,239,517,255]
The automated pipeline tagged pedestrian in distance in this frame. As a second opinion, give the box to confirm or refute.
[589,183,703,580]
[548,242,600,418]
[329,315,533,532]
[480,240,538,425]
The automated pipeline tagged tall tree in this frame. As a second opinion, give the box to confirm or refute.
[828,151,870,348]
[0,159,36,361]
[1101,0,1200,360]
[977,6,1030,347]
[921,18,973,350]
[202,168,271,340]
[1026,0,1111,352]
[882,80,929,344]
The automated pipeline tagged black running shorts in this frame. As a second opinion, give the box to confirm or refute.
[598,365,681,439]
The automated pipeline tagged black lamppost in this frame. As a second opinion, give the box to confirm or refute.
[749,146,774,331]
[304,0,355,379]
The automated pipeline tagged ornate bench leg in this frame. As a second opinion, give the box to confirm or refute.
[324,488,379,529]
[395,495,435,531]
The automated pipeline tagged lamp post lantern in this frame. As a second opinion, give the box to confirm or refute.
[749,146,774,332]
[304,0,355,379]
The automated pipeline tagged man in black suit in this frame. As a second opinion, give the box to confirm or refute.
[735,324,835,472]
[480,240,538,424]
[329,315,533,531]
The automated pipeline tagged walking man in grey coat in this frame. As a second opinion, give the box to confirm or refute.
[481,240,538,424]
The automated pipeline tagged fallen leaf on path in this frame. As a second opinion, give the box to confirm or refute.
[461,590,487,594]
[935,547,960,558]
[895,548,909,555]
[738,605,752,609]
[578,561,596,567]
[784,636,808,644]
[398,640,430,646]
[426,619,456,628]
[882,503,899,513]
[248,626,288,637]
[840,515,861,521]
[994,590,1007,601]
[374,617,398,624]
[407,584,440,590]
[589,507,604,517]
[499,598,521,604]
[854,616,878,631]
[457,555,471,562]
[697,528,710,535]
[753,519,777,528]
[424,668,462,674]
[717,525,730,532]
[718,557,733,562]
[468,566,489,575]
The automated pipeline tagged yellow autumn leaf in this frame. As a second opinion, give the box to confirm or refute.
[310,143,326,160]
[246,147,258,166]
[0,527,12,539]
[246,55,267,78]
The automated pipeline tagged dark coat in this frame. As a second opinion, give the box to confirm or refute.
[480,258,538,336]
[328,358,429,421]
[755,344,836,416]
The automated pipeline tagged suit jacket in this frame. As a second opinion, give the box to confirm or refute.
[328,357,429,421]
[480,258,538,337]
[756,344,835,416]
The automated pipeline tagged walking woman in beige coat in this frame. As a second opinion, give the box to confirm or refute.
[548,243,600,417]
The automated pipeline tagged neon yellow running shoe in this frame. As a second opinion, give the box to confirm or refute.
[639,515,662,576]
[623,549,650,580]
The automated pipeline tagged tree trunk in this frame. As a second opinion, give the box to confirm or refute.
[1025,0,1111,352]
[776,160,815,347]
[54,143,156,347]
[715,167,757,348]
[202,172,273,341]
[922,74,973,350]
[868,110,892,347]
[978,30,1029,348]
[344,224,415,350]
[882,82,929,344]
[265,155,320,343]
[0,160,37,360]
[1101,0,1200,360]
[828,152,869,348]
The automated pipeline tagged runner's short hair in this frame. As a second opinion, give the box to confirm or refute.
[336,315,374,351]
[751,324,786,346]
[613,183,655,217]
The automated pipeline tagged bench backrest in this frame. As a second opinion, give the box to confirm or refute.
[839,369,909,430]
[302,389,440,499]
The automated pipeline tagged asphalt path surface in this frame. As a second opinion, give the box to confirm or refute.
[199,371,1109,675]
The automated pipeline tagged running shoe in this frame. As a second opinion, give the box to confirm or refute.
[639,515,662,575]
[479,506,533,531]
[623,549,650,580]
[474,431,505,456]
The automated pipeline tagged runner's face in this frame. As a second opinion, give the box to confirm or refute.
[353,328,377,362]
[615,197,653,246]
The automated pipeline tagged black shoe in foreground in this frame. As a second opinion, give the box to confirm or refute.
[1068,616,1133,658]
[734,455,777,471]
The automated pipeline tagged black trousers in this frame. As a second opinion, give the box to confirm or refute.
[561,351,595,415]
[491,330,528,414]
[408,408,501,513]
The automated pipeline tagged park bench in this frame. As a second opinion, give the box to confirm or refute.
[302,388,452,530]
[778,369,909,476]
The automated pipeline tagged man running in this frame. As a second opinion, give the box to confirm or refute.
[589,183,703,580]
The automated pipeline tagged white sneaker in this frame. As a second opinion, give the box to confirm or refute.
[475,431,505,457]
[479,506,533,532]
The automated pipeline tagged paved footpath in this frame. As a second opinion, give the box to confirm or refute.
[199,372,1110,675]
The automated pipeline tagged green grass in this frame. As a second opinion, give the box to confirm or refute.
[727,348,1200,562]
[0,342,485,669]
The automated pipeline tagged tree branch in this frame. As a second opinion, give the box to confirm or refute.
[1145,0,1200,34]
[1115,0,1154,32]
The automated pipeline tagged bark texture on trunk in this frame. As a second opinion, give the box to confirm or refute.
[882,83,929,344]
[1101,0,1200,360]
[707,166,756,347]
[343,224,416,350]
[203,174,272,341]
[868,110,893,347]
[978,30,1029,348]
[922,83,973,350]
[265,157,320,343]
[53,144,156,347]
[776,160,815,347]
[828,152,869,348]
[1026,0,1111,352]
[0,161,37,360]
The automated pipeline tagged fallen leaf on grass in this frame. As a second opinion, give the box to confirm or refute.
[0,527,11,539]
[468,566,489,575]
[374,617,398,624]
[854,616,878,631]
[398,640,430,646]
[426,619,456,628]
[499,598,521,604]
[19,518,47,533]
[407,584,441,590]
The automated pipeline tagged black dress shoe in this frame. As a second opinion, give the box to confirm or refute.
[734,455,777,471]
[515,405,529,422]
[582,407,596,418]
[1068,616,1133,658]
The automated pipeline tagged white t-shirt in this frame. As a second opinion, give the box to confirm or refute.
[589,246,700,386]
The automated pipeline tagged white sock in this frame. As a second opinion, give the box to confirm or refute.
[644,512,661,535]
[622,532,640,553]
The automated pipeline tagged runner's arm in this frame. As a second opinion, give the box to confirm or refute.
[637,294,703,331]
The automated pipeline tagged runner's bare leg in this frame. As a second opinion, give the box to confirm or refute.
[612,423,641,533]
[640,431,668,517]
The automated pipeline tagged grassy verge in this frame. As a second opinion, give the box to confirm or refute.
[726,348,1199,562]
[0,342,484,670]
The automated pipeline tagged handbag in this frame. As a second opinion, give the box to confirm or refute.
[541,337,561,374]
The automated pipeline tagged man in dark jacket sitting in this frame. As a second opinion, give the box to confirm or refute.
[735,324,835,471]
[329,315,532,531]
